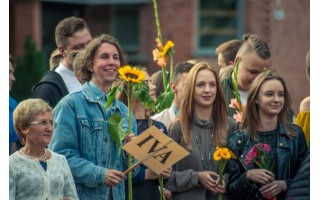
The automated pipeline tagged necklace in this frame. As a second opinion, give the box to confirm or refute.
[193,124,214,170]
[20,148,47,161]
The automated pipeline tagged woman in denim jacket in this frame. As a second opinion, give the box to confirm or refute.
[226,70,308,200]
[49,34,139,200]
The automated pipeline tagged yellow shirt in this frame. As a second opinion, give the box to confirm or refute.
[296,111,310,147]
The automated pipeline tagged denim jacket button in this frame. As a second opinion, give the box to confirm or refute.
[279,143,283,146]
[237,140,241,144]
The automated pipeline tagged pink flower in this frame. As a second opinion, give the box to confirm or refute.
[233,110,243,124]
[245,146,258,166]
[244,143,274,171]
[229,98,240,109]
[257,143,271,152]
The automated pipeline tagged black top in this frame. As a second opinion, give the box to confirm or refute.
[31,70,69,108]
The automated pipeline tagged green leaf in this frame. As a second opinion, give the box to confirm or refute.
[155,91,174,113]
[107,113,128,156]
[132,82,156,112]
[105,86,123,109]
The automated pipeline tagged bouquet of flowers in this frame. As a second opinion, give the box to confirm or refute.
[152,0,175,113]
[245,143,275,171]
[245,143,276,200]
[213,147,237,200]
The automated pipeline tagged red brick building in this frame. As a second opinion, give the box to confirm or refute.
[9,0,310,114]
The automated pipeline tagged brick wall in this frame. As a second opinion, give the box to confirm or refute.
[9,0,42,57]
[10,0,309,114]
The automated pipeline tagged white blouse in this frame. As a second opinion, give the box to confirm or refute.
[9,149,79,200]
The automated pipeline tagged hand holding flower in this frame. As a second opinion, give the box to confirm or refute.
[159,167,172,179]
[260,180,287,199]
[209,178,226,194]
[124,133,136,144]
[198,171,220,191]
[246,168,274,185]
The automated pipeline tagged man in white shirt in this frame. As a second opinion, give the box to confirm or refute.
[32,16,92,108]
[151,62,194,128]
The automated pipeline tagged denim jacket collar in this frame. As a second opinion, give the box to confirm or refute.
[82,81,123,115]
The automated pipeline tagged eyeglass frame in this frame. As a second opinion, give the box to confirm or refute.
[29,120,57,128]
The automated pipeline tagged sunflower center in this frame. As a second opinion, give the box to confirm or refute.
[125,73,139,79]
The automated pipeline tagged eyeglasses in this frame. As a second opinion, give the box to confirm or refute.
[29,120,57,128]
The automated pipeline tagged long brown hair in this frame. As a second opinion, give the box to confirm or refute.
[242,69,296,140]
[177,62,228,150]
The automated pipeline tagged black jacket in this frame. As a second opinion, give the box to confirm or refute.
[31,70,69,108]
[285,151,310,200]
[226,123,308,200]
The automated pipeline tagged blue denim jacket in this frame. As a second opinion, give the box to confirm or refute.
[49,81,139,200]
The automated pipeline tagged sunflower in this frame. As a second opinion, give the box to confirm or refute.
[118,65,145,83]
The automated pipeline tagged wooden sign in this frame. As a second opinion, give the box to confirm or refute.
[123,125,190,175]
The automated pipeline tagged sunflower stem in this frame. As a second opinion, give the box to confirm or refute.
[127,83,133,200]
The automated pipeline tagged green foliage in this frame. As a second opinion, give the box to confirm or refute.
[11,36,47,102]
[231,58,242,112]
[107,113,127,156]
[105,86,123,109]
[133,81,156,112]
[155,84,174,113]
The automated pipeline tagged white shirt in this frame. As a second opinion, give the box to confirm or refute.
[238,89,248,105]
[9,150,79,200]
[55,63,82,93]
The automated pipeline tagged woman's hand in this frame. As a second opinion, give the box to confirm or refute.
[145,167,172,180]
[260,180,287,198]
[246,169,274,185]
[198,171,219,193]
[209,176,226,194]
[160,167,172,179]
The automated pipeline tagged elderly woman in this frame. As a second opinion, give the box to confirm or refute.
[9,98,78,200]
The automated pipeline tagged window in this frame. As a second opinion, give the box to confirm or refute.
[195,0,243,56]
[111,5,139,53]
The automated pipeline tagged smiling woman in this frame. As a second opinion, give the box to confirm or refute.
[9,98,78,200]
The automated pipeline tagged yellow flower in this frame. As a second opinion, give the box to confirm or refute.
[229,150,237,159]
[213,150,222,161]
[220,148,231,160]
[213,147,237,161]
[161,40,174,57]
[118,65,145,83]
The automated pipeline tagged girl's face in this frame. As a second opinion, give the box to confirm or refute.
[143,71,157,102]
[256,79,284,117]
[193,69,217,109]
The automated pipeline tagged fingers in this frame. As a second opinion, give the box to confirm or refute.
[199,171,217,190]
[160,167,172,178]
[105,169,125,187]
[247,169,274,185]
[260,180,284,198]
[124,133,136,144]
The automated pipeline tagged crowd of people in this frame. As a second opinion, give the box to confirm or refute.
[9,16,310,200]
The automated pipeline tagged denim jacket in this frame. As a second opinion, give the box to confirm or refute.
[49,81,139,200]
[226,123,308,200]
